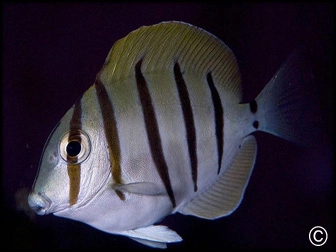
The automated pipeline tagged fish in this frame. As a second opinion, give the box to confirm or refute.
[27,21,322,248]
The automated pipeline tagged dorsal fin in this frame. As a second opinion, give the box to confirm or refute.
[98,21,242,102]
[178,135,257,219]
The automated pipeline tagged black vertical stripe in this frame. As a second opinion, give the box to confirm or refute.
[173,62,198,192]
[95,79,124,200]
[206,72,224,174]
[69,100,82,132]
[67,100,82,205]
[135,59,176,208]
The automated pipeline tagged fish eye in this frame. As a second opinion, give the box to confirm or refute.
[66,141,81,157]
[59,130,91,164]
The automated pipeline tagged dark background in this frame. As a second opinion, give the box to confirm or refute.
[2,3,334,250]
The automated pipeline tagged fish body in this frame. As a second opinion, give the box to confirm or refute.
[28,21,321,248]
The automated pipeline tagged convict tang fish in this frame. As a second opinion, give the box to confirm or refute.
[28,21,321,248]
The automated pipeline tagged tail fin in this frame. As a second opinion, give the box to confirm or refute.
[255,48,324,146]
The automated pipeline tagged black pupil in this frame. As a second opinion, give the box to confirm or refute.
[66,141,81,157]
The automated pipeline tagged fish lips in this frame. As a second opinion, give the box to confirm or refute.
[28,191,52,215]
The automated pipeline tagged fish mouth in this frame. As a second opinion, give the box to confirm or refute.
[28,191,52,215]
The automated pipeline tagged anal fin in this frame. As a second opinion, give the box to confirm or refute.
[129,237,167,249]
[179,135,257,219]
[119,225,182,249]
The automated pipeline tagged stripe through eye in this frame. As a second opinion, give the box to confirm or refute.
[59,130,91,164]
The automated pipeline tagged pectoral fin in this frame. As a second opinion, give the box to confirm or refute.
[119,225,183,249]
[179,135,257,219]
[112,182,163,195]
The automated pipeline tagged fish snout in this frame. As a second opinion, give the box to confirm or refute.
[28,191,52,215]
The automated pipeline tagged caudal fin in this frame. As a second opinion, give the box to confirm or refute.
[255,49,324,146]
